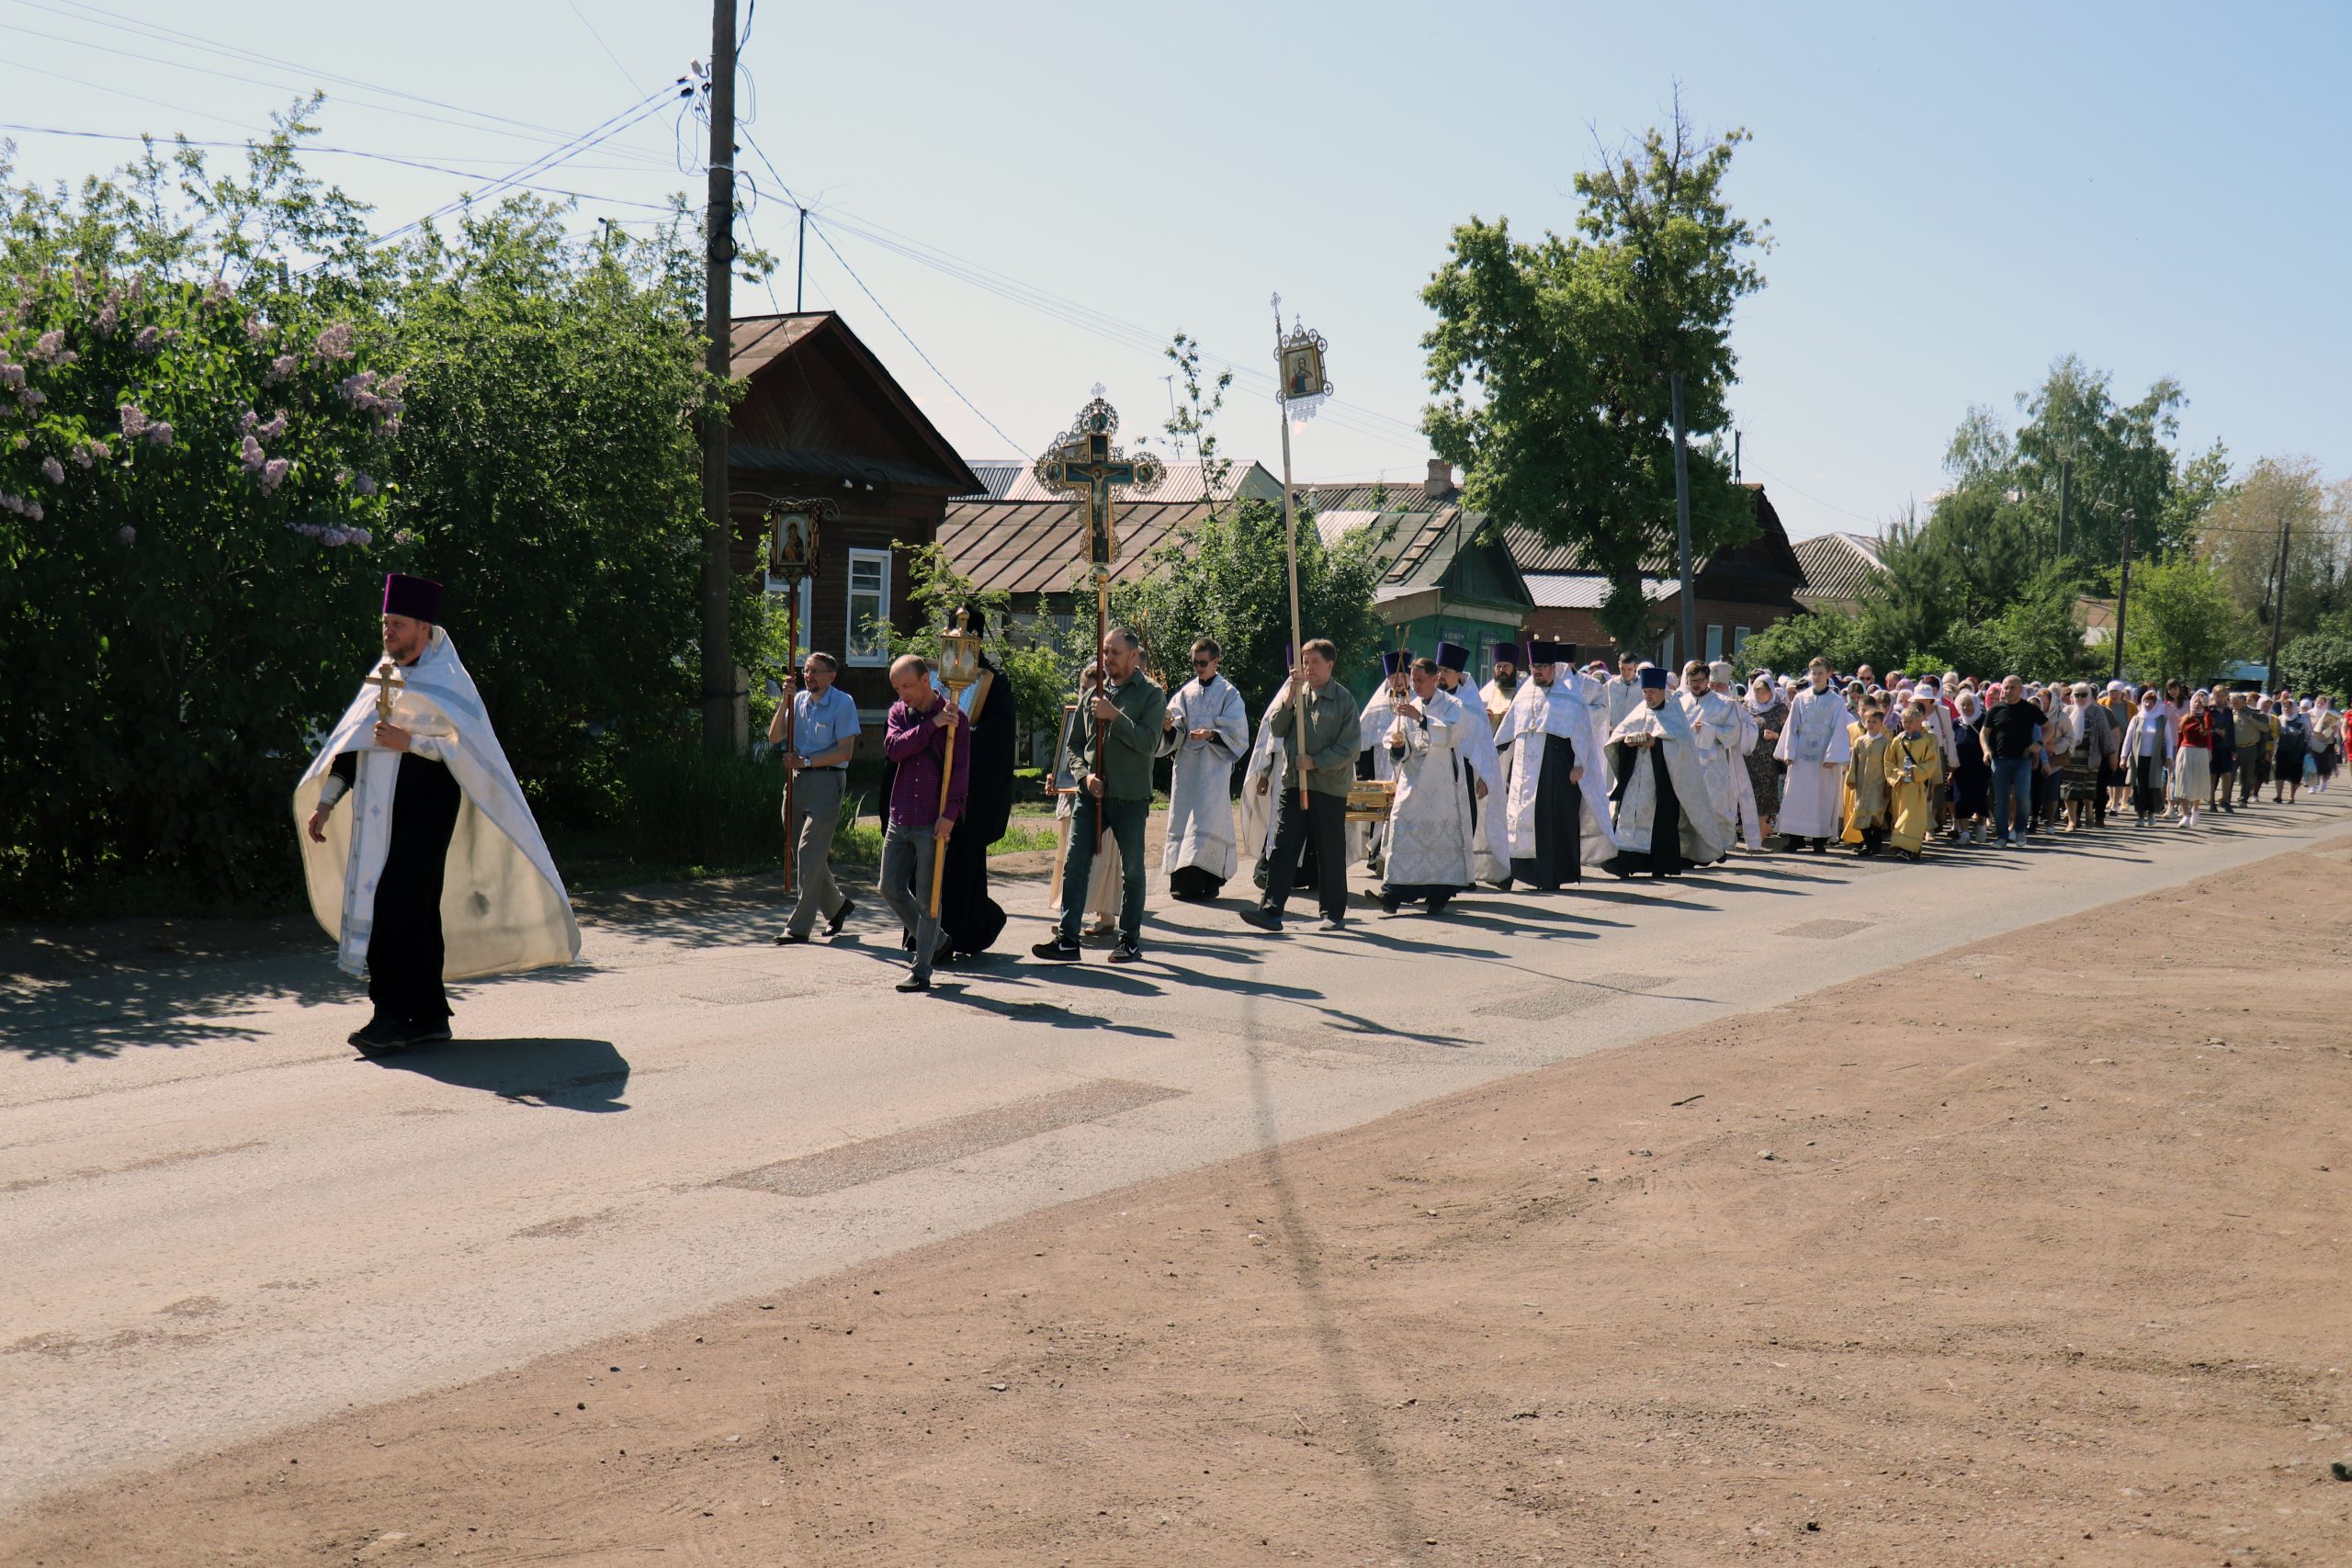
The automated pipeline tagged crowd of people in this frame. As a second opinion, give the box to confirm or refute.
[301,575,2346,1042]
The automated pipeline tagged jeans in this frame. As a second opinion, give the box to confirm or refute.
[783,766,847,936]
[1059,794,1148,943]
[1989,756,2034,840]
[1263,789,1350,919]
[879,820,944,979]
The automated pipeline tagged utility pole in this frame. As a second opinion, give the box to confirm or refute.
[1669,371,1696,663]
[795,207,808,311]
[2109,507,2134,685]
[1732,428,1741,484]
[698,0,738,750]
[2264,506,2293,691]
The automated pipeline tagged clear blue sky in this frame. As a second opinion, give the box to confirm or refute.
[4,0,2344,541]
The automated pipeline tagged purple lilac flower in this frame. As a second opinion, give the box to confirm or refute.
[312,322,355,361]
[201,278,232,309]
[133,325,160,353]
[245,315,270,343]
[15,388,42,410]
[31,330,64,362]
[119,405,149,437]
[0,364,22,389]
[40,456,64,484]
[240,434,266,472]
[96,302,119,336]
[266,353,296,384]
[353,471,378,497]
[146,422,174,447]
[240,410,258,434]
[256,410,288,442]
[260,457,289,494]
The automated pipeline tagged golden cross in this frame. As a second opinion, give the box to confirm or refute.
[366,659,404,722]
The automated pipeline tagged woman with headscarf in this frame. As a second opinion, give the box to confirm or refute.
[2032,685,2071,830]
[1742,672,1788,843]
[2274,700,2310,803]
[1949,688,1991,843]
[2117,686,2172,826]
[2312,694,2343,791]
[2059,682,2106,832]
[2172,691,2214,829]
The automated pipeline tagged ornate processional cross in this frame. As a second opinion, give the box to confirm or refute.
[367,658,405,722]
[1032,388,1166,576]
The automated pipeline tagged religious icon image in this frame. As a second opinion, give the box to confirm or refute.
[767,507,819,579]
[1282,340,1325,401]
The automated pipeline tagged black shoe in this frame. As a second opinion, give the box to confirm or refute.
[1107,940,1142,964]
[348,1017,409,1052]
[827,898,855,937]
[1238,907,1283,932]
[775,929,811,945]
[1379,891,1403,914]
[1317,913,1347,932]
[896,973,931,993]
[406,1020,453,1044]
[1810,840,1829,854]
[1030,936,1081,962]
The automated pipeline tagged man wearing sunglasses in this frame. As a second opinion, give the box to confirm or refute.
[1159,637,1251,901]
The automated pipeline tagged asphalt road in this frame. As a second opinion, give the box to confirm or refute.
[4,795,2346,1509]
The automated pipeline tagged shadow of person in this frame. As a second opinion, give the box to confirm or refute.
[358,1037,632,1111]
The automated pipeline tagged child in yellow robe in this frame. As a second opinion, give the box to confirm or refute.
[1883,700,1946,862]
[1842,699,1892,855]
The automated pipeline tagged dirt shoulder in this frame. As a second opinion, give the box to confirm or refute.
[10,840,2351,1567]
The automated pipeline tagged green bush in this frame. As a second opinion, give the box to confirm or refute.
[2279,633,2352,700]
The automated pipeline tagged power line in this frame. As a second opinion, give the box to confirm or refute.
[562,0,647,96]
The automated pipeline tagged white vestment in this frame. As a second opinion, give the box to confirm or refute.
[1444,675,1510,884]
[1773,684,1855,839]
[1724,696,1765,850]
[1678,685,1741,858]
[1601,675,1645,736]
[1607,698,1730,863]
[1495,677,1618,866]
[294,628,579,981]
[1159,673,1250,881]
[1379,689,1476,893]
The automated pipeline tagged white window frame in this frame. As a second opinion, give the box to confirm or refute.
[1734,626,1752,653]
[844,547,892,667]
[762,572,814,659]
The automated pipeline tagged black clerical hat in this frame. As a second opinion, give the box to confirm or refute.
[382,572,443,623]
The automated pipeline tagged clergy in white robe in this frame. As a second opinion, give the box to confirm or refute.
[1158,641,1251,900]
[1604,665,1726,876]
[1476,641,1526,874]
[1676,660,1740,862]
[1494,640,1617,888]
[1434,641,1509,885]
[298,573,578,1053]
[1773,661,1855,851]
[1357,651,1410,873]
[1601,654,1647,735]
[1375,661,1478,912]
[1713,662,1766,851]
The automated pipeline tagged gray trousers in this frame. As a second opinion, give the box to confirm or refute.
[785,767,849,936]
[879,819,943,978]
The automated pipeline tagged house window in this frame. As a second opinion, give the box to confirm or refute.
[763,572,814,657]
[1734,626,1752,652]
[845,548,892,666]
[1704,624,1724,662]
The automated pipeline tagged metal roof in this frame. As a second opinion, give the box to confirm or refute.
[934,497,1225,595]
[1525,573,1679,609]
[1791,531,1886,606]
[730,444,967,492]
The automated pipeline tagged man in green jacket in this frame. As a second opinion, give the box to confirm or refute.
[1033,626,1168,964]
[1241,638,1360,932]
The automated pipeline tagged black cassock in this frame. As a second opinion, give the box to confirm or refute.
[1509,730,1583,890]
[1604,741,1686,878]
[938,658,1013,958]
[328,748,461,1027]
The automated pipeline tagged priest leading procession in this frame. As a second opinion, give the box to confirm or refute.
[291,320,2341,1043]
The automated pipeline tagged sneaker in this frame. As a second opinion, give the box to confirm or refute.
[406,1020,453,1045]
[1029,935,1081,962]
[1106,940,1142,964]
[827,898,855,937]
[1238,907,1283,932]
[1317,914,1348,932]
[775,929,811,946]
[348,1017,409,1052]
[895,973,931,993]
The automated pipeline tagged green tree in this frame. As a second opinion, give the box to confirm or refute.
[2120,556,2245,684]
[2278,633,2352,701]
[2197,456,2348,643]
[1112,496,1386,710]
[1735,611,1872,682]
[1422,97,1767,648]
[1154,331,1233,512]
[1984,562,2094,679]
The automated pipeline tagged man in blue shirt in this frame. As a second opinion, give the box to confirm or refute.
[769,650,862,943]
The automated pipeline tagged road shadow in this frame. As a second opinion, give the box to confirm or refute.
[0,955,594,1063]
[928,985,1176,1040]
[358,1036,631,1111]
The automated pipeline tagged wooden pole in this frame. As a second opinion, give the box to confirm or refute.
[1091,570,1110,851]
[927,697,959,918]
[697,0,738,750]
[779,588,798,895]
[1275,301,1307,810]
